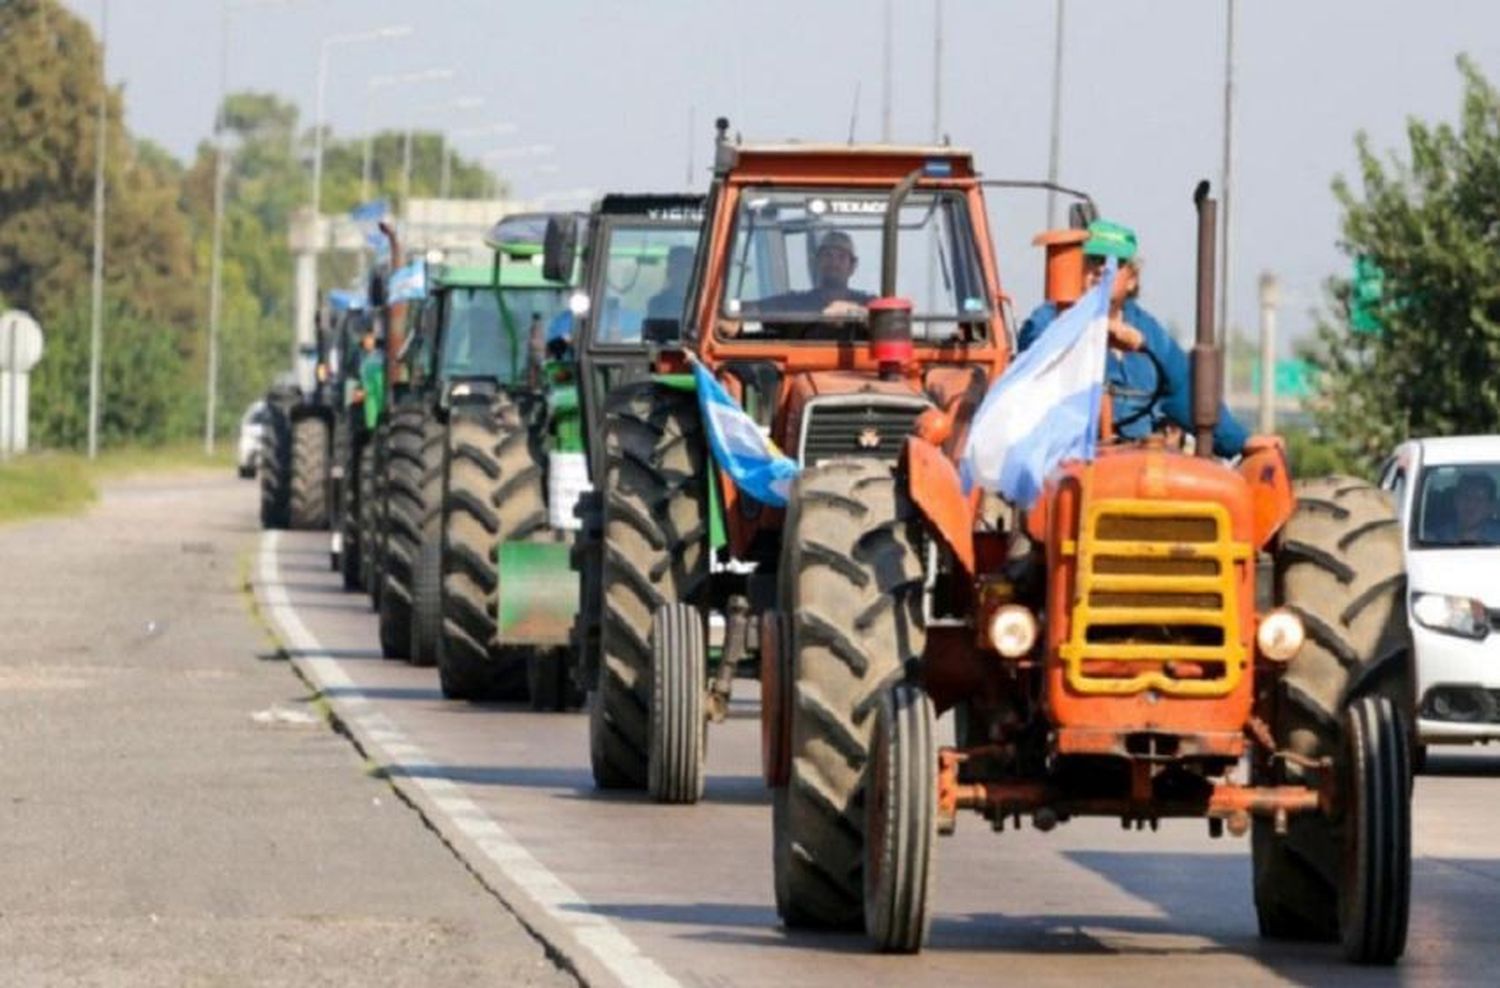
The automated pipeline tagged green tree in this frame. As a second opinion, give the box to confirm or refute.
[0,0,198,448]
[1309,55,1500,469]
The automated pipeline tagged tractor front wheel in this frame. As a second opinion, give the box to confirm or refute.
[773,459,925,931]
[647,603,707,804]
[289,415,330,530]
[1253,476,1412,960]
[258,404,291,529]
[864,681,936,954]
[590,384,708,789]
[1337,695,1411,964]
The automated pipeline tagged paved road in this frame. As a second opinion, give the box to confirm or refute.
[0,474,572,987]
[255,500,1500,987]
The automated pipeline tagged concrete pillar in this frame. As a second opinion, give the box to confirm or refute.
[1258,271,1279,435]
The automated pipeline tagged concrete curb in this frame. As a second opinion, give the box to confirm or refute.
[254,530,681,988]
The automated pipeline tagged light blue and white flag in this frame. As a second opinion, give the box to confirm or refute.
[960,262,1115,508]
[387,261,426,303]
[692,361,800,508]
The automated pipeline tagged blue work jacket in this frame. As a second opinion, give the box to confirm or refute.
[1017,299,1249,458]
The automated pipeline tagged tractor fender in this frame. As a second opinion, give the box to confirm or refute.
[902,435,976,577]
[1238,439,1295,549]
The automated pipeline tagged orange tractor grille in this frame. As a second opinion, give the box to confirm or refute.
[1058,499,1250,697]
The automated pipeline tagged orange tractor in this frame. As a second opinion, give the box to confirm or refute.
[767,180,1414,965]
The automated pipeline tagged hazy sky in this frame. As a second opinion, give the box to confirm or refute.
[63,0,1500,356]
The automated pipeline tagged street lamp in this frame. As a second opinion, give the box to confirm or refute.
[87,0,108,459]
[401,95,482,205]
[309,23,411,227]
[441,121,518,199]
[205,0,300,454]
[362,67,453,202]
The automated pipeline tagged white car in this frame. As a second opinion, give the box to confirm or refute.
[1379,436,1500,762]
[237,401,269,479]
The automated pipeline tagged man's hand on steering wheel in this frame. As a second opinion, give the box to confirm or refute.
[822,299,867,320]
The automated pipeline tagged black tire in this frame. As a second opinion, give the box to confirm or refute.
[258,404,291,529]
[437,400,546,701]
[774,459,925,930]
[1339,695,1411,964]
[289,415,330,530]
[1254,476,1412,944]
[382,405,444,665]
[238,463,255,480]
[591,384,708,790]
[367,421,392,611]
[864,681,936,954]
[648,603,707,804]
[340,434,364,592]
[357,435,379,599]
[569,490,604,712]
[527,648,581,712]
[411,532,443,668]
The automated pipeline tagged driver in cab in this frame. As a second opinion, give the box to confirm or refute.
[1017,219,1250,458]
[753,229,872,320]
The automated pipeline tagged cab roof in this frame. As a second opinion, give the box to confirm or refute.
[1411,435,1500,466]
[428,261,563,291]
[723,143,976,182]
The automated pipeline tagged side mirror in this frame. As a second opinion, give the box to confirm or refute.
[543,215,579,283]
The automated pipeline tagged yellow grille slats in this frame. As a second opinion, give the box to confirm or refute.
[1060,496,1249,698]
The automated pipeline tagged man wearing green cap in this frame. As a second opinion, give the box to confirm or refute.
[1017,219,1249,457]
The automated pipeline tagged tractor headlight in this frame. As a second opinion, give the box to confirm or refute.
[1256,608,1305,662]
[1411,593,1490,640]
[988,605,1038,658]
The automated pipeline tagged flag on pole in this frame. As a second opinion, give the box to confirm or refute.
[387,261,426,303]
[960,261,1115,508]
[691,361,800,508]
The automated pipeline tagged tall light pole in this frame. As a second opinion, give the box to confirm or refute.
[204,0,230,454]
[362,67,452,202]
[87,0,109,459]
[442,120,517,199]
[309,24,411,229]
[881,0,894,141]
[1046,0,1066,228]
[1219,0,1238,369]
[401,95,481,206]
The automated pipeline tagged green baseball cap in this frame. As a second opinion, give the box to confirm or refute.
[1083,219,1139,262]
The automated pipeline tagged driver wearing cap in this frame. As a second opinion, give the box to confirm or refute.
[1018,219,1250,457]
[754,229,874,319]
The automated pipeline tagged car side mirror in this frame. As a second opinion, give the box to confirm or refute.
[543,215,579,283]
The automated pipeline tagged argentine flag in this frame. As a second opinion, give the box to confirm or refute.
[387,261,426,303]
[961,261,1115,508]
[692,362,800,508]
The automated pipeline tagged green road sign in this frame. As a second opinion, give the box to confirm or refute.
[1250,358,1316,399]
[1350,255,1384,335]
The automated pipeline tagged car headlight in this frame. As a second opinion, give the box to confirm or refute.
[1411,592,1490,640]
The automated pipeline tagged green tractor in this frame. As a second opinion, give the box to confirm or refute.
[325,284,384,591]
[374,241,568,672]
[258,318,336,535]
[540,194,708,777]
[374,215,579,704]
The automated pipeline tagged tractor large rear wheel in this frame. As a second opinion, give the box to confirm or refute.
[437,400,546,700]
[1253,476,1412,958]
[289,415,330,530]
[357,435,378,599]
[339,433,364,591]
[258,404,291,529]
[591,384,708,790]
[773,459,925,931]
[381,405,444,665]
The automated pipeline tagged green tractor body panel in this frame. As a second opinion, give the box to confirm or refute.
[360,354,387,430]
[496,540,577,646]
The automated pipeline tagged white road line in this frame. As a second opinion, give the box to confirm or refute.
[256,530,681,988]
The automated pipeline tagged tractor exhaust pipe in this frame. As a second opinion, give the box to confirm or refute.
[378,220,406,381]
[869,169,923,380]
[1191,181,1220,458]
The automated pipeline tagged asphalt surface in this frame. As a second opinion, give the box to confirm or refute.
[8,470,1499,987]
[249,485,1500,987]
[0,473,573,987]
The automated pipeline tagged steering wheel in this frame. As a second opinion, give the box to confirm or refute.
[606,259,643,295]
[1108,341,1173,432]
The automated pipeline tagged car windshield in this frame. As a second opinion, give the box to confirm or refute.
[1412,462,1500,548]
[717,187,989,342]
[439,286,567,382]
[593,224,703,345]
